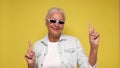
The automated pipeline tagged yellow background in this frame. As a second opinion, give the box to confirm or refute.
[0,0,119,68]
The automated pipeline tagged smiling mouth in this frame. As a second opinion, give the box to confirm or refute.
[51,26,61,31]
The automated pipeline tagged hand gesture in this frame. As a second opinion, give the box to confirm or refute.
[25,41,35,66]
[89,24,100,48]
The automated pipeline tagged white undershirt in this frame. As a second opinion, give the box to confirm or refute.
[43,41,61,68]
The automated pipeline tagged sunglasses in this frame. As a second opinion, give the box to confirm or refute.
[47,19,65,24]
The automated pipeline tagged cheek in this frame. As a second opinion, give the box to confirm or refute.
[60,25,64,29]
[46,22,51,28]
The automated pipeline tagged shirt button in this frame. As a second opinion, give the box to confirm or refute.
[44,54,46,56]
[41,64,43,66]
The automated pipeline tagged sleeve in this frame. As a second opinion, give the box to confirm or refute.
[33,42,39,68]
[76,38,97,68]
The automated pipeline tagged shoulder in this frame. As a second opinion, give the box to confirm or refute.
[33,39,42,49]
[61,34,79,41]
[61,34,82,45]
[33,37,46,51]
[61,35,83,49]
[34,40,42,46]
[34,35,47,47]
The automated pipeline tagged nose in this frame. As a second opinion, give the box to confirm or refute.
[54,21,60,26]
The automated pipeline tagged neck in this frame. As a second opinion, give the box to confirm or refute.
[48,33,61,42]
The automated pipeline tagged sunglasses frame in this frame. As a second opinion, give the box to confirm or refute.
[47,19,65,24]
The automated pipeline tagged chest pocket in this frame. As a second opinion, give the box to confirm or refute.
[64,48,76,57]
[64,48,75,53]
[64,48,76,65]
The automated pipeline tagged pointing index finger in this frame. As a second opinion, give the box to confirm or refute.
[28,41,33,49]
[89,23,94,34]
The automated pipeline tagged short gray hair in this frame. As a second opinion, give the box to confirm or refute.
[46,7,65,20]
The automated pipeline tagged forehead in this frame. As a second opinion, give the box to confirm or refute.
[49,12,65,20]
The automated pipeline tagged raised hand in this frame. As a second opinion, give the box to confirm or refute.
[88,23,100,66]
[25,41,35,68]
[89,23,100,48]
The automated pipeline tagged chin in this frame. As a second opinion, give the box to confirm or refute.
[49,29,62,37]
[51,32,61,37]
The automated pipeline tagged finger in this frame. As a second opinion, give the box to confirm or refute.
[91,31,97,36]
[28,41,33,49]
[89,23,94,34]
[27,49,35,58]
[31,50,35,56]
[25,52,32,59]
[94,32,98,36]
[94,32,100,39]
[91,32,98,39]
[27,49,35,56]
[26,50,35,58]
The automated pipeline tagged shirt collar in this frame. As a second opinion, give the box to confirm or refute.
[40,34,67,46]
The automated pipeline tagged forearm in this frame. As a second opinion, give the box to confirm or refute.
[88,47,98,66]
[28,63,35,68]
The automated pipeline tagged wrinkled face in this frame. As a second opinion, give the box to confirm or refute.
[46,12,65,37]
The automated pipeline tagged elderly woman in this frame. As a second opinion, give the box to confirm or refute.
[25,7,100,68]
